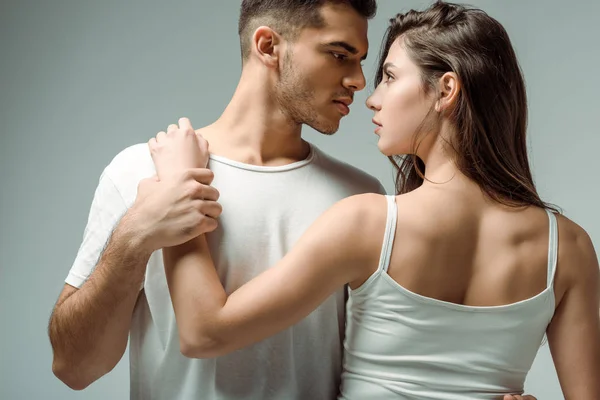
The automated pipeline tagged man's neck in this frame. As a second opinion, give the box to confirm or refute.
[199,68,310,167]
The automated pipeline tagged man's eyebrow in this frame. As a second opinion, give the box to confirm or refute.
[326,41,368,60]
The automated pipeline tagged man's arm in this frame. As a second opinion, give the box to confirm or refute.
[49,122,220,390]
[48,213,150,390]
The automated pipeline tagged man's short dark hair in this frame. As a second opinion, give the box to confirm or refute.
[238,0,377,62]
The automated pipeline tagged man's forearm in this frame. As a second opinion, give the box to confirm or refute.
[49,212,151,389]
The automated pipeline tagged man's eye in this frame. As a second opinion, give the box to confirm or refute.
[332,53,347,61]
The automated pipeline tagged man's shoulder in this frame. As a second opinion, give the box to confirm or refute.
[311,145,386,195]
[106,142,153,172]
[101,143,156,203]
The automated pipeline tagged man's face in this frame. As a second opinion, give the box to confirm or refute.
[275,3,369,135]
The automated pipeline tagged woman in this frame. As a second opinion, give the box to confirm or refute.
[150,2,600,399]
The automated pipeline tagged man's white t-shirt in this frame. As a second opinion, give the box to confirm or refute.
[66,142,385,400]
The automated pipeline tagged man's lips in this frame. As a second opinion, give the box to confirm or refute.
[333,100,351,116]
[335,97,353,107]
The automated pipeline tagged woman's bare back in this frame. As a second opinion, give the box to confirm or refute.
[352,184,588,310]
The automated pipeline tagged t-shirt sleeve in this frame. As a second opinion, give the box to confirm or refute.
[65,167,128,288]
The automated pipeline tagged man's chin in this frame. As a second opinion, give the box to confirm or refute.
[315,126,339,136]
[309,117,341,135]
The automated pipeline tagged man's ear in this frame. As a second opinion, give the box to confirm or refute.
[435,72,460,113]
[251,26,283,68]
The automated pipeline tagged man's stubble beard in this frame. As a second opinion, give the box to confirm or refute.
[276,52,339,135]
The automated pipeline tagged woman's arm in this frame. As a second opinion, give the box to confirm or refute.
[547,220,600,399]
[163,194,381,358]
[149,120,383,358]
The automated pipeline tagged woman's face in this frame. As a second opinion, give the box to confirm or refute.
[366,39,438,156]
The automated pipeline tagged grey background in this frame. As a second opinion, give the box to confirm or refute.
[1,0,598,399]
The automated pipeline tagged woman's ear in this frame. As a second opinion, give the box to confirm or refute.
[251,26,283,68]
[435,72,460,113]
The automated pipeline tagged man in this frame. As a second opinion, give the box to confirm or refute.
[49,1,380,399]
[48,1,538,399]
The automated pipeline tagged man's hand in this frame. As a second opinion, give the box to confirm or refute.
[129,169,221,252]
[504,395,537,400]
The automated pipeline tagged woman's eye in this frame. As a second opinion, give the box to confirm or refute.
[384,71,395,83]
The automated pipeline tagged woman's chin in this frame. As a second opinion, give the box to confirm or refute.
[376,140,396,157]
[376,137,413,157]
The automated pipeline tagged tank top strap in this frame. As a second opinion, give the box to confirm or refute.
[376,195,398,273]
[545,209,559,287]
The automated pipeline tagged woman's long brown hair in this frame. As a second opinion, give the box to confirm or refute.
[376,1,559,212]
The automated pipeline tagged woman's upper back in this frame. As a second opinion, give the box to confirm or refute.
[387,186,555,307]
[339,187,586,399]
[349,182,584,308]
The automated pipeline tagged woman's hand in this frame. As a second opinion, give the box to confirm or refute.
[149,117,210,181]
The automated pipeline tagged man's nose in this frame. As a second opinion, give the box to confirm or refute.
[343,66,366,92]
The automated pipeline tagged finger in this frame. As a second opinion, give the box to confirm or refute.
[191,184,219,201]
[198,216,219,234]
[197,134,209,152]
[156,131,167,143]
[199,185,220,202]
[167,124,178,135]
[188,182,219,201]
[148,138,159,165]
[178,117,192,132]
[148,137,157,151]
[187,182,219,201]
[187,168,214,185]
[198,200,223,219]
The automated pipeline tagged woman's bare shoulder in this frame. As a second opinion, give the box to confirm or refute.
[555,214,598,282]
